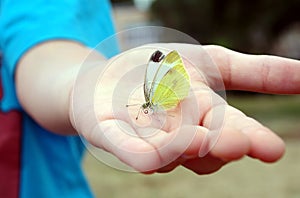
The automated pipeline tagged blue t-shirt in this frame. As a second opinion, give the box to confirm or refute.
[0,0,115,197]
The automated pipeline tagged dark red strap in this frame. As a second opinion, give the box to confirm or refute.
[0,61,21,198]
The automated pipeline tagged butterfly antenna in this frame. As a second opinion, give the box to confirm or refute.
[135,106,143,120]
[125,103,143,120]
[125,103,141,107]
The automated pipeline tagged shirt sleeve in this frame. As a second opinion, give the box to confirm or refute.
[0,0,115,110]
[0,0,115,76]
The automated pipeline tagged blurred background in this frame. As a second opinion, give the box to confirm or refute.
[83,0,300,197]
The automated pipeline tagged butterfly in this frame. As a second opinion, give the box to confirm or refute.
[127,50,190,120]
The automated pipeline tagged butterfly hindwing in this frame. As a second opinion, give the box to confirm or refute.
[151,51,190,110]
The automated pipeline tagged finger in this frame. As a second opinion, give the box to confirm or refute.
[204,45,300,94]
[230,114,286,162]
[88,119,164,173]
[181,82,243,159]
[204,105,285,162]
[205,124,251,161]
[150,126,210,173]
[88,119,207,173]
[139,125,208,170]
[156,159,182,173]
[182,153,226,175]
[157,152,227,174]
[201,104,252,161]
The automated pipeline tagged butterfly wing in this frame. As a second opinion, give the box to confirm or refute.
[151,50,190,110]
[144,51,165,103]
[144,60,158,103]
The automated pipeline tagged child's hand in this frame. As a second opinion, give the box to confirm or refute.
[71,44,300,174]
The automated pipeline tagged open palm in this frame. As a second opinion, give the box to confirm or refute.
[71,44,300,174]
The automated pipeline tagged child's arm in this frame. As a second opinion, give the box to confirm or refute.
[16,40,105,135]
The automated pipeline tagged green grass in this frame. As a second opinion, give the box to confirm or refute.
[83,94,300,198]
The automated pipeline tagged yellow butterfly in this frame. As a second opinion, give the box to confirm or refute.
[132,50,190,120]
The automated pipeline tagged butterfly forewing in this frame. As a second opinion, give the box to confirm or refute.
[144,60,159,102]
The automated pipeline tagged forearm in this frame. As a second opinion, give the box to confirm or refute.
[16,40,105,135]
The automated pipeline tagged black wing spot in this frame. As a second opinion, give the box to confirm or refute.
[150,50,165,62]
